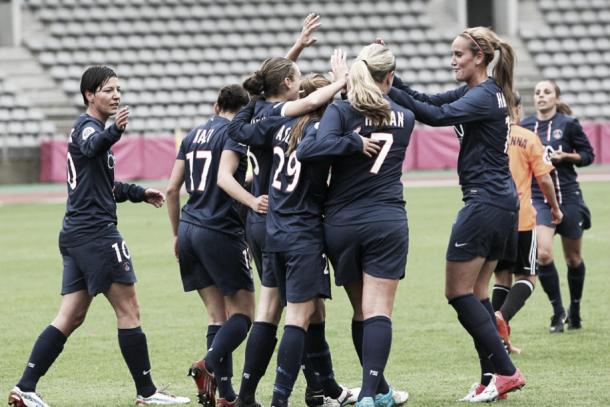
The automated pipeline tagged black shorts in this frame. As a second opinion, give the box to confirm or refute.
[267,246,331,305]
[446,202,518,262]
[324,219,408,286]
[178,222,254,295]
[534,197,591,239]
[496,230,537,276]
[246,220,266,280]
[60,228,136,296]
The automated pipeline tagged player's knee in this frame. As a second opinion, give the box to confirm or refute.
[565,254,582,268]
[537,247,554,265]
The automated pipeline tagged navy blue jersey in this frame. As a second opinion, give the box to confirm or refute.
[305,98,414,225]
[59,114,145,247]
[521,113,594,204]
[389,78,518,211]
[226,103,363,251]
[227,99,286,225]
[178,116,247,236]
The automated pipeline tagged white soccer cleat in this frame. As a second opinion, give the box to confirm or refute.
[470,369,525,403]
[136,391,191,405]
[322,386,359,406]
[8,386,50,407]
[392,388,409,405]
[458,383,484,402]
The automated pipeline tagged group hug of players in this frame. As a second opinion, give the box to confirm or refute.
[8,13,594,407]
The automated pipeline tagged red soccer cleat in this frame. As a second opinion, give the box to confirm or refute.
[471,369,525,402]
[495,311,521,354]
[189,359,217,407]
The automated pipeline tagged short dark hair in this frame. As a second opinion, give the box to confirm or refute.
[216,85,249,113]
[80,66,117,106]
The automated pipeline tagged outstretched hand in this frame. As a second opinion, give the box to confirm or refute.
[297,13,321,48]
[330,49,348,83]
[144,188,165,208]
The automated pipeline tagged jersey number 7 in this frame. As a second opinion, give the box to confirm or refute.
[370,133,393,174]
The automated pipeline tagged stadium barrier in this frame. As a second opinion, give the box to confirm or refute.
[40,123,610,182]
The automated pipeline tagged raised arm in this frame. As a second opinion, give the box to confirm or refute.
[285,13,321,62]
[227,101,280,146]
[388,85,490,127]
[282,49,348,117]
[77,107,129,157]
[393,75,466,106]
[217,150,268,214]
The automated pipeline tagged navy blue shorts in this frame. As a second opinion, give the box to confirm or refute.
[261,252,278,288]
[60,228,136,296]
[324,219,408,286]
[446,202,518,262]
[246,220,266,280]
[267,246,331,305]
[496,230,537,276]
[534,197,591,239]
[178,222,254,295]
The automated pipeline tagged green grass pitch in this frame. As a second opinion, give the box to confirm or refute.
[1,182,609,406]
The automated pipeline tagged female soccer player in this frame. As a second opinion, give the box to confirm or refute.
[492,93,563,353]
[223,53,357,407]
[165,85,260,407]
[8,66,189,407]
[387,27,525,402]
[521,80,595,333]
[298,43,415,407]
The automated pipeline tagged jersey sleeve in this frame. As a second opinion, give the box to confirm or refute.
[567,118,595,167]
[75,121,123,158]
[176,138,187,160]
[529,134,554,177]
[393,76,466,106]
[223,135,247,156]
[113,181,146,203]
[296,119,363,162]
[227,101,276,146]
[388,85,491,127]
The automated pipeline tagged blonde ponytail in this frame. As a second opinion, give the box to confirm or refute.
[347,44,395,127]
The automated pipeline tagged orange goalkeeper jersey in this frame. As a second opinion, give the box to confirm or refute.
[508,124,554,231]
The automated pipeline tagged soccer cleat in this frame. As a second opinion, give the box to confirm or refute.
[322,386,359,406]
[549,311,567,333]
[189,359,217,407]
[567,306,582,330]
[355,397,376,407]
[495,311,521,354]
[135,391,190,405]
[235,398,261,407]
[458,383,484,402]
[8,387,50,407]
[374,387,396,407]
[305,387,325,406]
[470,369,525,402]
[216,398,237,407]
[391,388,409,405]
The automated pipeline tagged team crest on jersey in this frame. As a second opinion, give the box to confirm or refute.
[552,129,563,140]
[123,262,130,272]
[81,126,95,140]
[107,153,115,169]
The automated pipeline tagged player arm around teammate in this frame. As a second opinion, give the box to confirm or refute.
[521,80,595,332]
[9,66,189,407]
[388,28,527,402]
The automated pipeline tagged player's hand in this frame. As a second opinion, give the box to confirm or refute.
[173,236,179,261]
[330,49,348,84]
[144,188,165,208]
[353,127,381,157]
[551,206,564,224]
[550,150,568,163]
[296,13,321,48]
[114,106,130,131]
[374,37,386,46]
[250,194,268,214]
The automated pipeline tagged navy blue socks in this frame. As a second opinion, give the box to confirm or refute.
[450,294,516,376]
[491,284,510,311]
[118,326,156,397]
[359,316,392,401]
[306,322,343,398]
[239,321,278,404]
[567,261,585,312]
[206,324,234,401]
[538,262,565,316]
[501,280,534,322]
[271,325,307,407]
[351,319,390,395]
[17,325,67,392]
